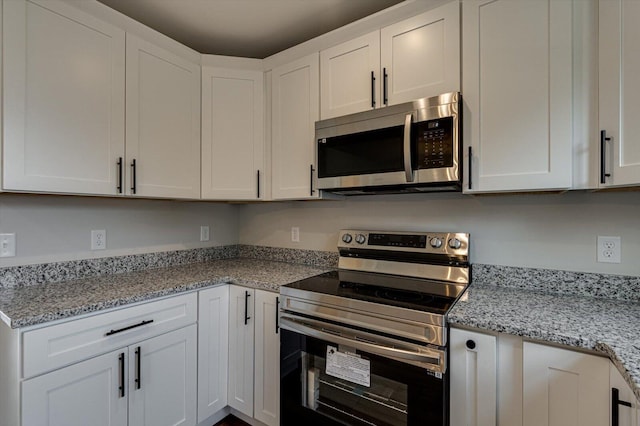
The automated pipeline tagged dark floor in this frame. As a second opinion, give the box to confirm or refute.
[213,414,251,426]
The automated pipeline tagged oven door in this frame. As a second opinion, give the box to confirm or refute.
[280,317,448,426]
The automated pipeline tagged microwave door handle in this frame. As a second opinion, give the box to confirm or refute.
[403,113,414,182]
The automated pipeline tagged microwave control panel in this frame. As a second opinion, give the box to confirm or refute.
[415,116,454,169]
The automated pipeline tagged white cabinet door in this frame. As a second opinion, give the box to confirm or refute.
[522,342,609,426]
[197,285,229,423]
[381,1,460,107]
[320,31,380,119]
[228,286,255,417]
[610,364,638,426]
[3,0,125,195]
[201,68,265,200]
[128,325,197,426]
[599,0,640,187]
[271,53,320,200]
[22,349,128,426]
[254,290,280,426]
[462,0,573,193]
[449,328,497,426]
[126,34,200,199]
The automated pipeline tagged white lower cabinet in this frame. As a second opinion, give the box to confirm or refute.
[22,325,197,426]
[228,286,256,417]
[451,327,639,426]
[254,290,280,426]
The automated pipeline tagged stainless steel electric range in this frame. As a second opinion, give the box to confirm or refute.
[279,229,470,426]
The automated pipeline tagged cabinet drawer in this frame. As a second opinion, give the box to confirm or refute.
[23,293,197,378]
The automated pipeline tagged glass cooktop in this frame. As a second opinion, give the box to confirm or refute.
[284,270,457,314]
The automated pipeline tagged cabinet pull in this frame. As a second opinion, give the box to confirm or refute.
[257,170,261,199]
[612,387,632,426]
[135,346,142,390]
[105,319,154,336]
[468,146,473,190]
[465,339,476,350]
[600,130,612,184]
[117,157,123,194]
[244,291,251,325]
[118,352,125,398]
[383,67,388,105]
[275,297,280,334]
[371,71,376,108]
[310,164,315,196]
[130,159,137,194]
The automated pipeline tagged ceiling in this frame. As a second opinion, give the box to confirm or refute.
[96,0,404,59]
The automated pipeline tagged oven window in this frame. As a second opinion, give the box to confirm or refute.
[302,352,408,426]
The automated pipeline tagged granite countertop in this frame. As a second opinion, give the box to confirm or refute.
[448,283,640,401]
[0,258,332,329]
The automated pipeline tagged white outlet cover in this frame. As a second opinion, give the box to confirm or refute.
[91,230,106,250]
[0,234,16,257]
[597,236,621,263]
[200,226,210,242]
[291,227,300,242]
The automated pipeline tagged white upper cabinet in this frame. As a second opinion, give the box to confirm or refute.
[320,31,380,119]
[2,0,125,195]
[380,1,460,106]
[201,67,264,200]
[599,0,640,188]
[271,53,321,199]
[463,0,573,193]
[319,1,460,120]
[125,34,201,199]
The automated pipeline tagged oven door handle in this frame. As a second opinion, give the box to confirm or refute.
[280,316,443,372]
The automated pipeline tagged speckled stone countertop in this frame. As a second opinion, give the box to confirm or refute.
[449,273,640,401]
[0,258,332,329]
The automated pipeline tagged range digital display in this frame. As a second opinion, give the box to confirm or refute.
[368,233,427,248]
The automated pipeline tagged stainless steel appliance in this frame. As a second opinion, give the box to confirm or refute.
[279,229,470,426]
[315,92,461,195]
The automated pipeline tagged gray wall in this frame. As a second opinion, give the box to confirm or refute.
[238,191,640,276]
[0,194,239,266]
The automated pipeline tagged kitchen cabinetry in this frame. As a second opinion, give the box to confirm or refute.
[197,285,229,423]
[271,53,320,199]
[19,293,198,426]
[319,1,459,120]
[599,0,640,188]
[462,0,573,193]
[126,34,201,199]
[523,341,609,426]
[611,363,638,426]
[201,67,265,200]
[228,285,255,417]
[449,328,497,426]
[2,0,125,195]
[254,290,280,426]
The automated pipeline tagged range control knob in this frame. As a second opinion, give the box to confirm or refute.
[430,237,443,249]
[342,233,353,244]
[355,234,367,245]
[448,238,462,249]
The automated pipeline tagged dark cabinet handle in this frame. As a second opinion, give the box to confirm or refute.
[118,352,125,398]
[275,297,280,334]
[130,159,137,194]
[468,146,473,190]
[465,339,476,350]
[244,291,251,325]
[371,71,376,108]
[612,387,633,426]
[257,170,261,199]
[383,67,388,105]
[600,130,612,184]
[135,346,141,390]
[310,165,315,196]
[105,319,154,336]
[117,157,123,194]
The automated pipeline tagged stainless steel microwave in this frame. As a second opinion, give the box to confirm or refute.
[315,92,461,195]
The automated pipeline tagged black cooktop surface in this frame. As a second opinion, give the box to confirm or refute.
[284,270,457,314]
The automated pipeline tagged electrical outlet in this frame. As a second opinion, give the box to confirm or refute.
[597,236,621,263]
[0,234,16,257]
[291,227,300,243]
[91,230,106,250]
[200,226,210,242]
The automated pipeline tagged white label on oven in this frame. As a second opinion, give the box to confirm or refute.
[326,346,371,387]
